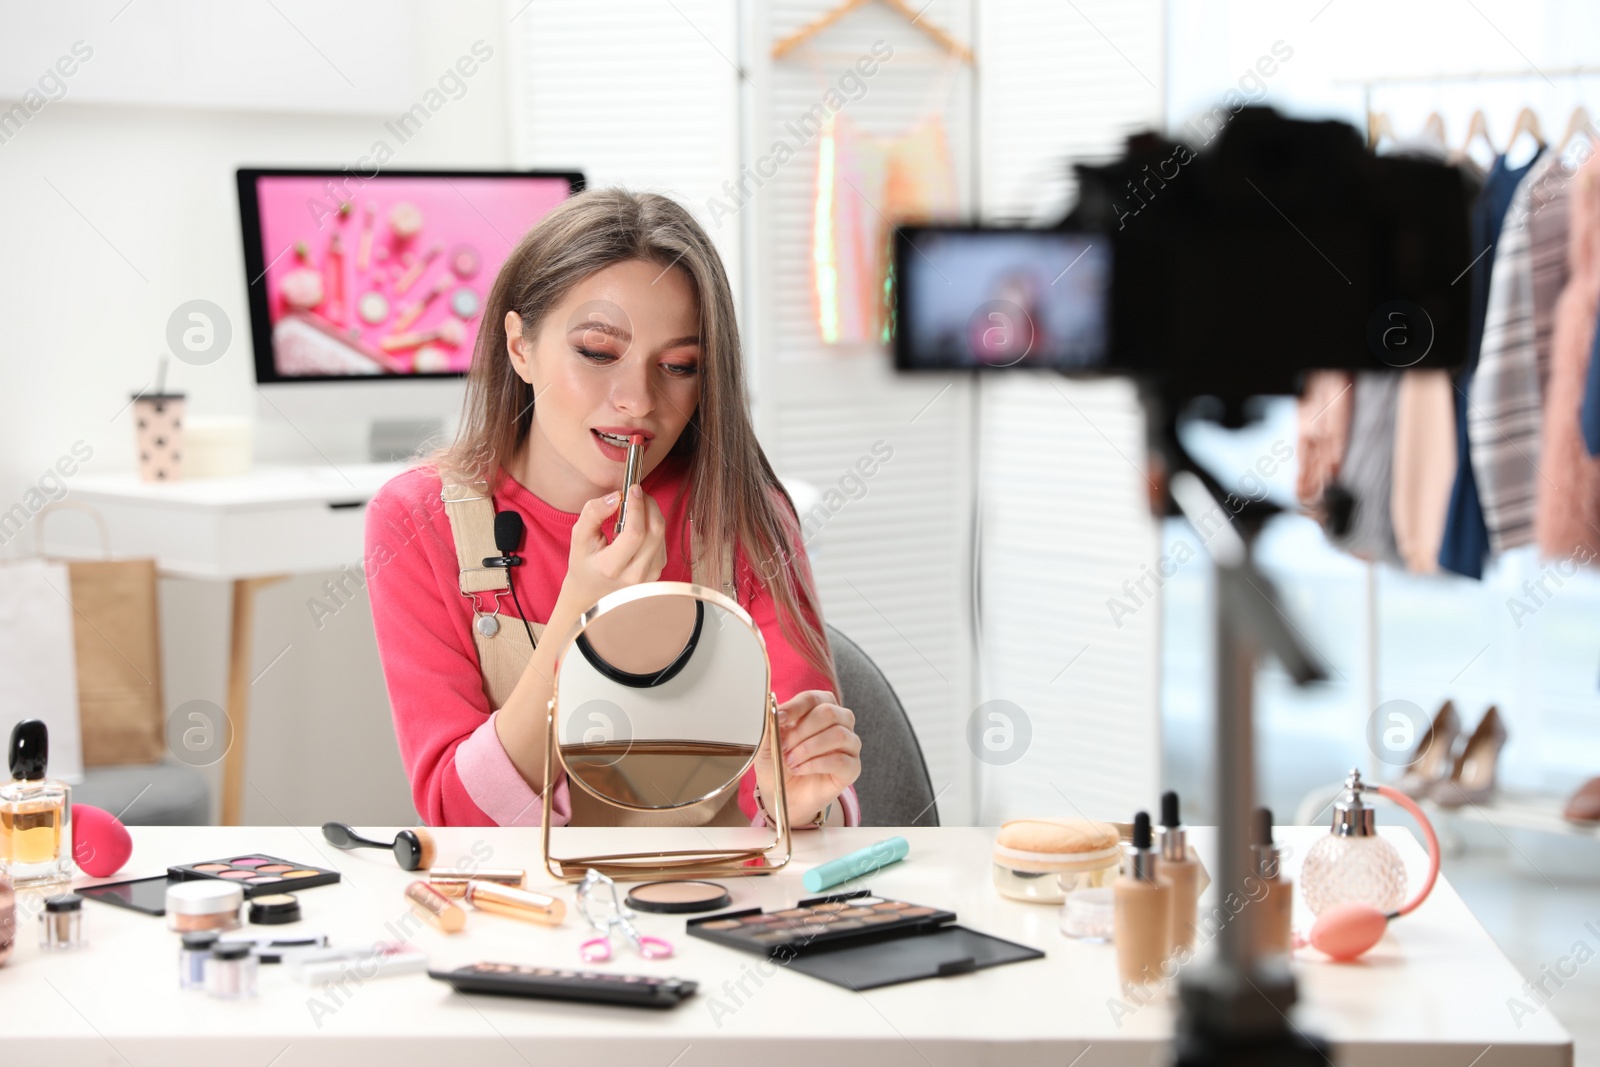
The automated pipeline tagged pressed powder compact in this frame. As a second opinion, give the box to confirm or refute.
[625,880,731,915]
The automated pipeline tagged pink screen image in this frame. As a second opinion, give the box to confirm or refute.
[253,175,572,377]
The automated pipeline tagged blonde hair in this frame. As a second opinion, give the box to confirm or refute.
[435,188,838,690]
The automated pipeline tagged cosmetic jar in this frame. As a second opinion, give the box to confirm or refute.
[992,818,1122,904]
[205,942,259,999]
[406,880,466,933]
[179,931,221,990]
[248,893,301,926]
[1060,886,1116,941]
[166,881,244,933]
[40,893,84,950]
[463,879,566,925]
[426,867,525,898]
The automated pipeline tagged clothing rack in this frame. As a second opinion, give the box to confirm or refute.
[1337,66,1600,146]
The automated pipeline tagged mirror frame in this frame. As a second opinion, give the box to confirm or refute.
[541,580,792,882]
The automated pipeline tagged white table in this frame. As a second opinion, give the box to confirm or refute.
[48,464,409,824]
[0,825,1571,1066]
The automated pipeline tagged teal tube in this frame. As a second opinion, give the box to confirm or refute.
[801,836,910,893]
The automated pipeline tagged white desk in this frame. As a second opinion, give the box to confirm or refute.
[0,825,1571,1066]
[49,464,408,823]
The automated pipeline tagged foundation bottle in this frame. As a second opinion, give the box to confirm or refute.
[1113,811,1173,992]
[1157,790,1205,955]
[0,720,72,888]
[1252,807,1294,958]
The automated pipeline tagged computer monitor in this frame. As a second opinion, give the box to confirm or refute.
[238,168,583,383]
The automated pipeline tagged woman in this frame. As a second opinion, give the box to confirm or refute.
[365,188,863,829]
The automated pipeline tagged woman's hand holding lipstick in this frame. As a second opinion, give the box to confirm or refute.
[555,485,668,623]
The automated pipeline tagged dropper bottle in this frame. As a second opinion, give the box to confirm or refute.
[1113,811,1173,991]
[1157,790,1206,955]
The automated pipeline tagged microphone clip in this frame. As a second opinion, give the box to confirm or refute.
[481,554,523,569]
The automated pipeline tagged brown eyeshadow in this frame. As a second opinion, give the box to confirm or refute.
[899,906,937,917]
[861,913,903,923]
[699,919,743,930]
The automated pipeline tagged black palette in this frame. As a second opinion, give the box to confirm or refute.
[686,890,956,955]
[686,888,1043,990]
[169,853,341,898]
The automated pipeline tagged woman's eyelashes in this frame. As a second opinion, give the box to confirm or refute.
[574,344,697,378]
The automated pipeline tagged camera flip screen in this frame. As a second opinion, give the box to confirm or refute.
[895,228,1110,372]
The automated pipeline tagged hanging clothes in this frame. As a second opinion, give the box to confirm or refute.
[1388,138,1471,574]
[1469,152,1572,552]
[1392,370,1457,573]
[1333,372,1403,563]
[1583,305,1600,455]
[1439,152,1542,578]
[812,111,959,346]
[1536,151,1600,560]
[1296,369,1354,526]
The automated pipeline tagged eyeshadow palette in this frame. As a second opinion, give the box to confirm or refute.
[169,855,341,897]
[686,890,956,956]
[430,963,698,1008]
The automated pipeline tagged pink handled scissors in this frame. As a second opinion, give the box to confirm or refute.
[576,869,674,962]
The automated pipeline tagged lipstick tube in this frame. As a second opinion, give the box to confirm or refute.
[426,867,525,898]
[614,434,644,535]
[405,880,466,933]
[463,880,566,926]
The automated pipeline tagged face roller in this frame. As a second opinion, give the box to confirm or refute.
[614,434,645,535]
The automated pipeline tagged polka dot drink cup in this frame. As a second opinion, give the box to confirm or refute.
[133,392,185,483]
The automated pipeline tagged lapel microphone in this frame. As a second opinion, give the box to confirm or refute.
[485,511,525,568]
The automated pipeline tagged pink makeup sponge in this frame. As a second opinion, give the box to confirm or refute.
[72,803,132,878]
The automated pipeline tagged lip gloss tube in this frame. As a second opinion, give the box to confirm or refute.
[464,880,566,926]
[426,868,526,898]
[406,880,466,933]
[614,434,645,535]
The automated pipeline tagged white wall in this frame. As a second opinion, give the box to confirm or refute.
[0,0,518,824]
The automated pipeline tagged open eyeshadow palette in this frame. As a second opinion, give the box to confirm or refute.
[169,855,341,897]
[686,890,957,955]
[686,888,1043,990]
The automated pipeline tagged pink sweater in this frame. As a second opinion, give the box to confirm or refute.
[364,454,860,828]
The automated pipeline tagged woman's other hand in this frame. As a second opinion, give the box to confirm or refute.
[756,689,862,826]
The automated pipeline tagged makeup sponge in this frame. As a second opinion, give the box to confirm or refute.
[72,803,132,878]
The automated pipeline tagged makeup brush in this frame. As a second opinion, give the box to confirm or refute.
[321,821,435,871]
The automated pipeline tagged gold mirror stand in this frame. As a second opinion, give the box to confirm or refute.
[541,690,792,882]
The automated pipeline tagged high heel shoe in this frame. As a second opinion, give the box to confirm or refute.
[1394,700,1460,798]
[1429,706,1507,808]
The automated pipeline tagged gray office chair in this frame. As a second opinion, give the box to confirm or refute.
[826,624,939,827]
[74,762,211,825]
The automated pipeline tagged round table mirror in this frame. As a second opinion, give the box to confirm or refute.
[552,582,770,812]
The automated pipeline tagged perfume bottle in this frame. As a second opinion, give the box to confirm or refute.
[1301,769,1406,917]
[0,720,73,888]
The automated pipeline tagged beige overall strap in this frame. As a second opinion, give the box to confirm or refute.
[442,480,542,710]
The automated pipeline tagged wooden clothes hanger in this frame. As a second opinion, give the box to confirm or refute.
[1558,104,1593,153]
[773,0,975,63]
[1506,105,1546,150]
[1422,111,1447,146]
[1367,110,1397,149]
[1452,108,1495,163]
